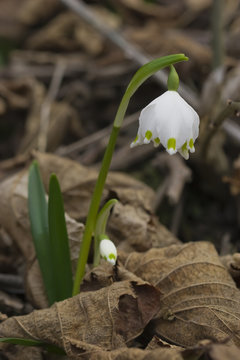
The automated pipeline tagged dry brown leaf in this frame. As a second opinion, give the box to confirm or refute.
[119,0,181,19]
[0,345,43,360]
[124,241,240,346]
[146,335,182,350]
[81,262,149,293]
[181,339,240,360]
[0,281,160,358]
[89,346,184,360]
[24,12,104,55]
[0,0,27,40]
[221,253,240,289]
[208,341,240,360]
[18,0,62,26]
[88,338,240,360]
[0,79,32,112]
[14,78,82,154]
[184,0,211,11]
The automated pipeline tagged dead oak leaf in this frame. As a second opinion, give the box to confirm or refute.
[124,241,240,346]
[0,281,160,358]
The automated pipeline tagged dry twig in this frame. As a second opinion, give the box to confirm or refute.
[38,61,66,152]
[152,153,192,210]
[200,100,240,159]
[60,0,199,109]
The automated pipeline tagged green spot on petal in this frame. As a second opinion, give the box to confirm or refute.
[154,137,160,144]
[103,256,107,261]
[109,253,116,260]
[133,134,139,143]
[182,141,187,152]
[167,138,176,150]
[145,130,152,140]
[189,138,194,148]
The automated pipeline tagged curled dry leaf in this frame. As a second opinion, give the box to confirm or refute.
[81,261,150,293]
[124,241,240,346]
[0,281,160,358]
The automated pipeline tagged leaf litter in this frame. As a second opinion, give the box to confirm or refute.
[1,0,240,359]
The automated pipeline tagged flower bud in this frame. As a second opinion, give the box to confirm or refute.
[99,239,117,265]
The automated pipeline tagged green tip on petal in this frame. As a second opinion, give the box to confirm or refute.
[153,137,160,147]
[133,134,138,143]
[182,141,188,152]
[109,253,116,260]
[145,130,152,140]
[167,138,176,151]
[189,138,194,148]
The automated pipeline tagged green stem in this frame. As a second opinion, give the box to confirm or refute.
[72,126,119,295]
[72,54,188,295]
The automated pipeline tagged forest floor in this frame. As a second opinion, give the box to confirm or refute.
[1,0,240,359]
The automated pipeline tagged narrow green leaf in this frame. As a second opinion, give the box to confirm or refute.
[28,161,56,305]
[48,174,73,301]
[0,337,66,355]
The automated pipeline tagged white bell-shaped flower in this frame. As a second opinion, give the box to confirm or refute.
[99,239,117,265]
[130,90,199,160]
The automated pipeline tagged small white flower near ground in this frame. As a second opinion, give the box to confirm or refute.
[131,90,200,160]
[99,239,117,265]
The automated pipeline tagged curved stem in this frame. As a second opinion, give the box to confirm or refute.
[72,54,188,295]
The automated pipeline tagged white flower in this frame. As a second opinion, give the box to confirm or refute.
[99,239,117,265]
[130,90,200,160]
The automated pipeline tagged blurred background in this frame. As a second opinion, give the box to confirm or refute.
[0,0,240,252]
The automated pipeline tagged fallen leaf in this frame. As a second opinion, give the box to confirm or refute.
[124,241,240,346]
[0,281,160,358]
[89,346,184,360]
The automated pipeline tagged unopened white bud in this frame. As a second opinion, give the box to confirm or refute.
[99,239,117,265]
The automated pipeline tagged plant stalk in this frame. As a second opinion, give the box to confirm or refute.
[72,125,119,295]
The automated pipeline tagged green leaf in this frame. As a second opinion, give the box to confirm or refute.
[28,161,56,305]
[93,199,118,267]
[48,174,73,300]
[0,337,66,355]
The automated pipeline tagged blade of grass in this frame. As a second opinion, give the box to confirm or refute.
[0,337,66,355]
[28,161,56,305]
[48,174,73,300]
